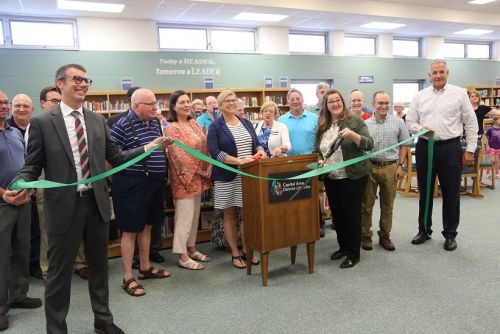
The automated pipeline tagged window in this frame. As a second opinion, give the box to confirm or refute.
[288,31,327,54]
[344,35,376,55]
[0,22,4,45]
[290,79,334,106]
[393,38,420,57]
[211,29,255,52]
[467,43,490,59]
[158,27,207,50]
[158,25,257,52]
[444,40,491,59]
[9,19,77,48]
[444,42,465,58]
[393,80,423,112]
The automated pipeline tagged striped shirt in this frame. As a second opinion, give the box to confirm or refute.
[365,114,409,162]
[111,109,166,176]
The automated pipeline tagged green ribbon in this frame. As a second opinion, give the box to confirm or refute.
[423,136,434,237]
[10,130,429,191]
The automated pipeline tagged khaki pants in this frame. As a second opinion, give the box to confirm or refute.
[38,189,87,276]
[361,164,397,238]
[172,195,201,254]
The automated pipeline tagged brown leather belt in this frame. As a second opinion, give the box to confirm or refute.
[370,160,397,166]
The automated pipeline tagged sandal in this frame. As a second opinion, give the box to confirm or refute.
[121,277,145,297]
[188,251,211,262]
[241,252,260,265]
[178,258,204,270]
[138,266,171,280]
[231,255,246,269]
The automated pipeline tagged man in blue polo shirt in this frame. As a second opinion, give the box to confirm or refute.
[196,95,218,130]
[279,88,318,155]
[278,88,325,237]
[0,91,42,331]
[110,88,169,297]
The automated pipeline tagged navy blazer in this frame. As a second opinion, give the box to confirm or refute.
[207,115,261,182]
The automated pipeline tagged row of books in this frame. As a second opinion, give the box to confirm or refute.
[265,95,284,105]
[83,100,108,112]
[244,112,264,121]
[239,96,259,107]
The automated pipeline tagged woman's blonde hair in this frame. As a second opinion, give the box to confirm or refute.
[216,90,236,107]
[260,101,278,114]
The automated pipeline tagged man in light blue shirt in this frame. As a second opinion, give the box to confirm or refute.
[279,89,318,155]
[196,95,217,129]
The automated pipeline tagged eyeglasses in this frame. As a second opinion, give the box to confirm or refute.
[376,101,390,105]
[223,99,237,104]
[43,99,62,104]
[138,102,158,108]
[59,75,93,86]
[327,99,342,104]
[0,100,9,105]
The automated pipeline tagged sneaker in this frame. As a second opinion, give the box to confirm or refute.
[361,236,373,250]
[9,297,42,309]
[379,236,396,251]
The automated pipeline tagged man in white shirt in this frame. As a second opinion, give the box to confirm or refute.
[406,59,478,251]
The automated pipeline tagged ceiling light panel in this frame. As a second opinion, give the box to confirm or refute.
[57,0,125,13]
[360,22,406,29]
[454,29,494,35]
[233,12,288,22]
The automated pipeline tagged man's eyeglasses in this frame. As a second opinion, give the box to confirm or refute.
[42,99,62,104]
[223,99,237,104]
[0,100,9,105]
[59,75,93,86]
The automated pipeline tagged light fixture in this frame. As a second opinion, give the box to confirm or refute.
[57,0,125,13]
[454,29,493,35]
[468,0,496,4]
[360,22,406,30]
[233,12,288,22]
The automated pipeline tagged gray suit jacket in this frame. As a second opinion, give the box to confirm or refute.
[14,106,143,234]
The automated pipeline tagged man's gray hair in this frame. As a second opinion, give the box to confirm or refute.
[429,59,447,71]
[316,82,330,93]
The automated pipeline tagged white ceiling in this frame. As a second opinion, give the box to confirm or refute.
[1,0,500,40]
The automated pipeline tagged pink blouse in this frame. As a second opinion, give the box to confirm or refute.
[165,119,211,199]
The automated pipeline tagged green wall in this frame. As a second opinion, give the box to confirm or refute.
[1,49,499,114]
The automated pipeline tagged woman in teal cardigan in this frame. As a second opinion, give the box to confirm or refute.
[314,89,373,268]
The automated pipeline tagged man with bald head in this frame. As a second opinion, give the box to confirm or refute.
[110,88,169,297]
[0,91,42,332]
[350,90,372,120]
[6,94,34,137]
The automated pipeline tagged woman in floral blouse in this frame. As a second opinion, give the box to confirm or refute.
[166,90,212,270]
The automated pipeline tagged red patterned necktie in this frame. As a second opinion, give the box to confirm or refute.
[71,111,90,181]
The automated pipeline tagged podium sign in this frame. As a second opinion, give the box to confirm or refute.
[241,154,319,286]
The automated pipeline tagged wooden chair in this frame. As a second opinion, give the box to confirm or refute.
[461,146,483,197]
[479,119,495,189]
[397,143,439,197]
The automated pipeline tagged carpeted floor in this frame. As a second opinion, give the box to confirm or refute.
[6,186,500,333]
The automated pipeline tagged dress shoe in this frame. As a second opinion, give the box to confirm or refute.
[361,236,373,250]
[319,225,325,238]
[74,267,89,280]
[443,238,457,251]
[330,250,346,261]
[94,322,124,334]
[340,257,360,269]
[411,232,431,245]
[0,314,8,331]
[30,266,43,280]
[9,297,42,309]
[331,221,336,230]
[379,236,396,251]
[149,252,165,263]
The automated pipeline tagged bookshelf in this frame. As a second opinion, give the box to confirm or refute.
[85,88,290,120]
[466,85,500,108]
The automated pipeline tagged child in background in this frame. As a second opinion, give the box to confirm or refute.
[485,116,500,179]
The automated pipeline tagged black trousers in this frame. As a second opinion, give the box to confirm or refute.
[416,138,462,239]
[324,176,368,260]
[45,194,113,334]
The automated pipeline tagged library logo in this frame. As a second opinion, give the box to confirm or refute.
[271,180,284,196]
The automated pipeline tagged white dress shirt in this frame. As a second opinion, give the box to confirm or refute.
[60,101,91,190]
[406,83,478,153]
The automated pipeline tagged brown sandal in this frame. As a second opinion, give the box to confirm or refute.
[121,277,145,297]
[138,266,171,280]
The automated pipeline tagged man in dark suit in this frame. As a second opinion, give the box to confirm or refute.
[3,64,166,334]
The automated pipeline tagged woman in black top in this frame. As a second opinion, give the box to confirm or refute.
[469,90,492,135]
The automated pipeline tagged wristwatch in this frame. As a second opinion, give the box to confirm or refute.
[397,163,404,168]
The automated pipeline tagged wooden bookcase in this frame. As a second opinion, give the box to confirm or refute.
[85,88,290,122]
[466,85,500,108]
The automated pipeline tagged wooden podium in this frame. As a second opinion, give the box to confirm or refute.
[240,154,319,286]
